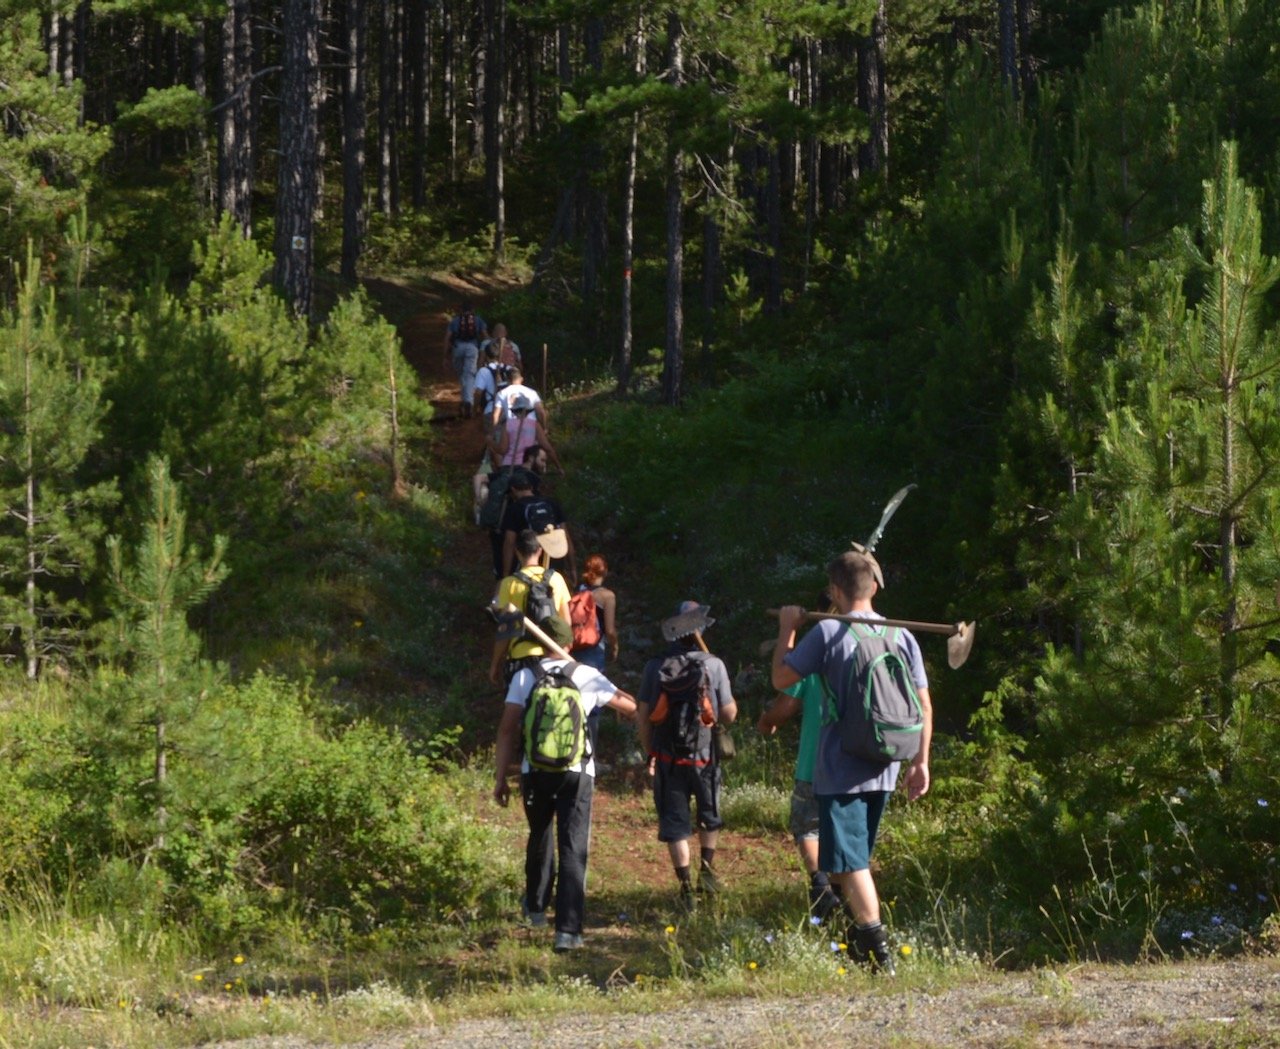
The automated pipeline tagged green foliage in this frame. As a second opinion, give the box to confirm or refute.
[0,246,117,674]
[0,12,111,275]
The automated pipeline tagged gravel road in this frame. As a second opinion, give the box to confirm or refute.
[210,958,1280,1048]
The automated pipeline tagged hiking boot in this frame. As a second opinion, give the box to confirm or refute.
[552,931,584,952]
[698,866,720,897]
[677,883,697,914]
[521,899,548,928]
[851,923,896,976]
[809,884,841,922]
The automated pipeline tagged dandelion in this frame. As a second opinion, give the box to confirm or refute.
[234,955,245,965]
[118,999,128,1009]
[224,982,233,991]
[838,942,847,952]
[747,961,758,971]
[193,974,204,983]
[900,945,913,957]
[837,966,847,976]
[665,925,676,935]
[1180,930,1194,941]
[353,620,363,629]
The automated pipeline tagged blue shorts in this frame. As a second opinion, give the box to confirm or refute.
[817,792,888,873]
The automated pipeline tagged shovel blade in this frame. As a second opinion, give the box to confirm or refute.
[947,621,976,669]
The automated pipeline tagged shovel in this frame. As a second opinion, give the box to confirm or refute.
[490,603,574,661]
[766,608,976,669]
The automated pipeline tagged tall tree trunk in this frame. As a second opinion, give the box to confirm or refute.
[408,0,430,207]
[1017,0,1039,101]
[661,10,685,407]
[471,2,485,160]
[377,0,399,215]
[274,0,321,318]
[764,142,782,313]
[484,0,506,259]
[618,14,644,396]
[581,15,607,301]
[855,0,888,179]
[191,21,213,210]
[998,0,1018,98]
[803,38,819,283]
[218,0,253,234]
[341,0,368,281]
[443,0,457,180]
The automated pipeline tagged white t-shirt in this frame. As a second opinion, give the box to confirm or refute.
[506,659,619,776]
[493,382,543,422]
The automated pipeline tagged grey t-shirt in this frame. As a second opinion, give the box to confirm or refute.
[783,616,927,796]
[638,649,733,762]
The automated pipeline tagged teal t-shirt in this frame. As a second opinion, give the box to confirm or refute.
[786,674,828,784]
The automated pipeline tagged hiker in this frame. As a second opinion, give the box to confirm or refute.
[757,590,842,921]
[568,554,620,755]
[473,340,513,423]
[491,366,549,431]
[635,601,738,907]
[771,549,933,975]
[481,322,522,371]
[489,528,572,685]
[492,615,637,951]
[490,394,561,474]
[521,443,549,492]
[500,469,577,583]
[445,301,488,419]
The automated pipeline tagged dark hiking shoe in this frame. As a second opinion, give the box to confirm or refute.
[698,866,720,896]
[677,883,697,914]
[851,923,896,976]
[809,884,841,922]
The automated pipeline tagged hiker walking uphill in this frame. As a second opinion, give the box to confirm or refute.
[568,554,620,756]
[757,590,842,922]
[492,614,637,952]
[445,301,488,419]
[636,602,738,908]
[491,365,549,431]
[490,528,573,685]
[481,322,522,371]
[771,549,933,976]
[499,467,576,583]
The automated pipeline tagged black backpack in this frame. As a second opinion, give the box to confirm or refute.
[456,311,478,341]
[649,653,716,762]
[827,623,924,764]
[523,498,558,536]
[478,466,513,530]
[514,568,560,637]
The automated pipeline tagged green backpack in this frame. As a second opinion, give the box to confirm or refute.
[826,623,924,764]
[523,662,590,772]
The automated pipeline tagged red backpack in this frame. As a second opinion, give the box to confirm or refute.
[567,588,601,650]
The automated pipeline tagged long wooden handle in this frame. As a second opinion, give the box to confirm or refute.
[766,608,962,637]
[502,603,574,661]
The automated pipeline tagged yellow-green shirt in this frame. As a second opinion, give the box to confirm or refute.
[495,566,572,660]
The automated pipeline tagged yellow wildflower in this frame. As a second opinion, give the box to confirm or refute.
[900,945,913,957]
[234,954,245,965]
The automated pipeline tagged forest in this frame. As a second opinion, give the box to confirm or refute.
[3,0,1280,1039]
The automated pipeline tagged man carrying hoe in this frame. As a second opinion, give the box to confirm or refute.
[771,549,933,974]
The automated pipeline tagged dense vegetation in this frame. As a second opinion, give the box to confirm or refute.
[3,0,1280,1032]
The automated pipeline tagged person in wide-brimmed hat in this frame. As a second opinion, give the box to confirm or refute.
[635,600,738,908]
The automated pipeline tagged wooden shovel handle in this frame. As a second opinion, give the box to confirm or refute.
[500,603,574,661]
[767,608,963,637]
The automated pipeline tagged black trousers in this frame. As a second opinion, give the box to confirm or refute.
[521,769,594,935]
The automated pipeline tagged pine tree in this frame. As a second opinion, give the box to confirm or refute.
[104,456,228,850]
[0,246,117,677]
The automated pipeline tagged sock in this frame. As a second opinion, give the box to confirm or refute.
[809,870,831,889]
[699,847,716,871]
[675,864,692,889]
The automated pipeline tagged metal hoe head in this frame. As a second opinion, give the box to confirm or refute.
[662,604,714,642]
[946,621,976,670]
